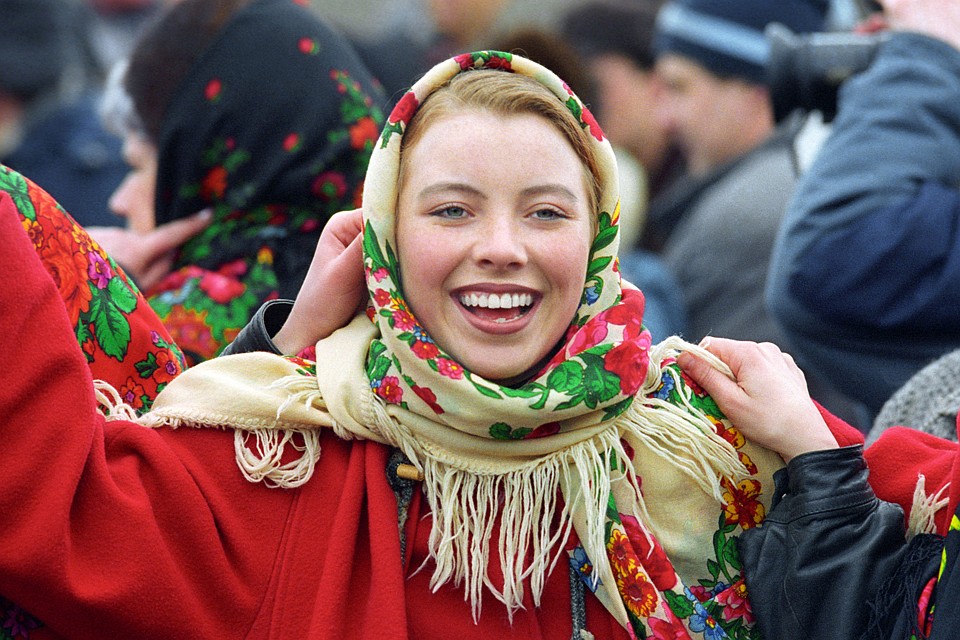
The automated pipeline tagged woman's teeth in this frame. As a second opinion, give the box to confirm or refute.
[459,292,534,310]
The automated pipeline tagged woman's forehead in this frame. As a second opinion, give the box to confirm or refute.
[398,111,591,200]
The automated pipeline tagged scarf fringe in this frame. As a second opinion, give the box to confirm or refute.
[360,388,629,621]
[908,474,950,539]
[632,337,748,501]
[348,338,745,622]
[93,380,141,422]
[233,428,321,488]
[424,427,625,622]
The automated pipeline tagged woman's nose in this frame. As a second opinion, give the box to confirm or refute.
[474,213,526,268]
[108,176,133,219]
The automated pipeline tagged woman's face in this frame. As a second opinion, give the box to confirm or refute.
[396,110,594,382]
[109,132,158,233]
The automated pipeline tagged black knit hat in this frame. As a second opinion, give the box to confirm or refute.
[0,0,71,100]
[653,0,827,84]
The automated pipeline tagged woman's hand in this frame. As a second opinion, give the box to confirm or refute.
[272,209,367,354]
[88,209,212,290]
[677,338,838,462]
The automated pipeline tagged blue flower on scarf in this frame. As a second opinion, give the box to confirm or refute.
[654,371,675,399]
[584,285,600,305]
[684,587,729,639]
[411,324,434,343]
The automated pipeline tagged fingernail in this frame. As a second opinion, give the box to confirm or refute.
[198,208,213,221]
[699,336,712,349]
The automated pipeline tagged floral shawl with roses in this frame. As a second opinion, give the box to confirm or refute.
[2,165,185,413]
[144,0,384,365]
[144,52,786,639]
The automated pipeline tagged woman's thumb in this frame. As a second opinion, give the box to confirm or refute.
[677,350,735,403]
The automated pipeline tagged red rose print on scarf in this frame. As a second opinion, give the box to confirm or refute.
[622,514,677,591]
[390,92,419,126]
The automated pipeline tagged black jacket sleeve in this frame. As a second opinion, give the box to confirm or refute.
[738,445,912,639]
[219,299,293,356]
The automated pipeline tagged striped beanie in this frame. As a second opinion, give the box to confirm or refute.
[653,0,827,84]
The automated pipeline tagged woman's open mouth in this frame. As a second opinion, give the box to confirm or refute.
[458,291,535,323]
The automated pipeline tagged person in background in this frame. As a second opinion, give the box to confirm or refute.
[0,0,128,228]
[561,0,685,207]
[641,0,868,428]
[350,0,514,103]
[90,0,385,365]
[80,0,163,82]
[0,163,188,640]
[560,0,689,340]
[869,346,960,445]
[766,0,960,420]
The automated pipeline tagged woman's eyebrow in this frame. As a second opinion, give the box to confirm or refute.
[519,184,580,201]
[417,182,486,199]
[416,182,579,202]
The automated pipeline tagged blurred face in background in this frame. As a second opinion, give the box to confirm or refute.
[655,53,770,175]
[427,0,509,46]
[109,132,158,233]
[587,52,670,172]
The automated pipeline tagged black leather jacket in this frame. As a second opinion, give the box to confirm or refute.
[738,445,941,640]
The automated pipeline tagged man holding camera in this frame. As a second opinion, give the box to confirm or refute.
[642,0,867,427]
[767,0,960,425]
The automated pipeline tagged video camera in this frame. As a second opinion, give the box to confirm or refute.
[766,0,887,122]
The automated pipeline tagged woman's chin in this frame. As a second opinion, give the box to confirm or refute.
[463,345,560,388]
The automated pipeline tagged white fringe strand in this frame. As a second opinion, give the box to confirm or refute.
[908,474,950,538]
[93,379,140,421]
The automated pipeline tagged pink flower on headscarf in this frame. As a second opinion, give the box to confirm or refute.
[482,53,513,71]
[198,272,246,304]
[375,376,403,403]
[454,53,476,70]
[87,251,113,289]
[437,358,464,380]
[411,339,439,360]
[567,318,609,357]
[580,105,605,141]
[392,308,416,331]
[716,579,754,625]
[373,288,391,307]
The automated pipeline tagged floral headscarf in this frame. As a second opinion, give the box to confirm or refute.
[146,52,782,638]
[146,0,384,364]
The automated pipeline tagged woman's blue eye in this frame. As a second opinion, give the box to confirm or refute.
[436,206,467,219]
[533,208,564,220]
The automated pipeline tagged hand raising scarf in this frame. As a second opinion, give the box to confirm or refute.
[145,52,783,638]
